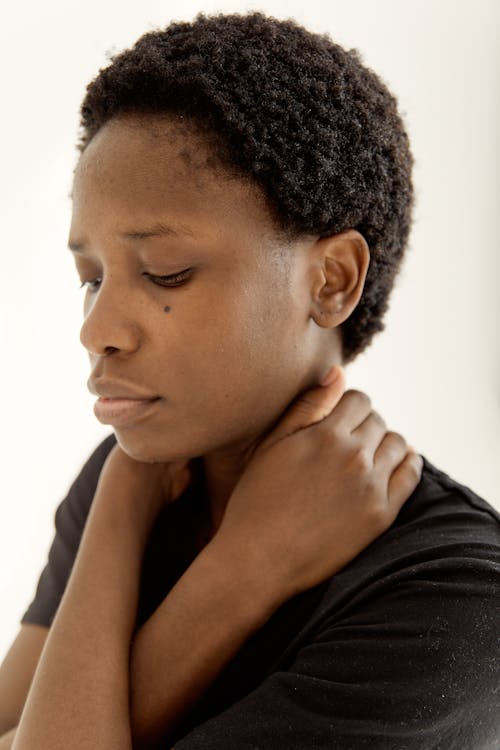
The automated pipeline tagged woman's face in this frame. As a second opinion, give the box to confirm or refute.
[69,113,334,465]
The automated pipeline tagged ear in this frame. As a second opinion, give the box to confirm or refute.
[308,229,370,328]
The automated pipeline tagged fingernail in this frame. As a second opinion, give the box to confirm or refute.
[320,365,339,386]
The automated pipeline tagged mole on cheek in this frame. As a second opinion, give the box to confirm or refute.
[163,306,171,313]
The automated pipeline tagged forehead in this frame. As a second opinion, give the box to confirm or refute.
[70,114,279,243]
[76,114,224,179]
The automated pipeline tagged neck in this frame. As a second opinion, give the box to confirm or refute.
[196,362,338,540]
[201,441,257,535]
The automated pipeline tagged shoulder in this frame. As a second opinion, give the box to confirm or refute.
[57,432,117,522]
[272,457,500,746]
[382,452,500,565]
[379,452,499,562]
[408,453,499,529]
[52,430,118,542]
[20,433,118,627]
[289,453,500,647]
[79,432,117,478]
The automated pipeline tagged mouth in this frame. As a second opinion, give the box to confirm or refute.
[94,396,162,427]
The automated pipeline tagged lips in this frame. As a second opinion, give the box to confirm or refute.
[93,395,161,427]
[88,377,160,400]
[87,377,162,426]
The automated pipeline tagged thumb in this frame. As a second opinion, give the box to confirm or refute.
[259,365,346,451]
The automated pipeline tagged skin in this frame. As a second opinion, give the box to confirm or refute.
[69,112,370,540]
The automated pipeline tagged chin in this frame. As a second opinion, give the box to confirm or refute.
[113,430,190,465]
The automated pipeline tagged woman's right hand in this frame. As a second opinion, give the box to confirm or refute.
[213,366,423,603]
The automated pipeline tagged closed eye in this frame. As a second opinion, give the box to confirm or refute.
[79,269,193,293]
[149,269,193,287]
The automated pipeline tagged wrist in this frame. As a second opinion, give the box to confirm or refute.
[204,534,288,625]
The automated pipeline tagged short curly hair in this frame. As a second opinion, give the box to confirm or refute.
[77,11,415,365]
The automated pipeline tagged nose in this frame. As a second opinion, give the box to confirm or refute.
[79,278,141,357]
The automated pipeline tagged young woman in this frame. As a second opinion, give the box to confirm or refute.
[1,12,498,750]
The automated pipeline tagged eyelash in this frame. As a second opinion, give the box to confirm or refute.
[79,269,192,293]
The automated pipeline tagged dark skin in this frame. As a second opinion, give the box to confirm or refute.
[9,111,422,749]
[69,112,371,538]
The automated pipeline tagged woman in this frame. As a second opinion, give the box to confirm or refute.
[1,12,498,750]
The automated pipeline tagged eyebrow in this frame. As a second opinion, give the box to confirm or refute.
[67,221,196,252]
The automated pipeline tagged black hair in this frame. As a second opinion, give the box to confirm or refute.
[77,11,415,365]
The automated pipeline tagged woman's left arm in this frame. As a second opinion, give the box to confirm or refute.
[9,446,278,750]
[11,450,158,750]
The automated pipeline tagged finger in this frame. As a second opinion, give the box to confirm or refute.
[351,410,388,456]
[387,449,424,511]
[260,366,347,449]
[317,388,374,434]
[373,430,408,470]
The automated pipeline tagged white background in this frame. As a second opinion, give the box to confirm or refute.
[1,0,499,661]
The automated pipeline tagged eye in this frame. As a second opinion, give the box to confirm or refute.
[151,268,193,287]
[79,269,193,293]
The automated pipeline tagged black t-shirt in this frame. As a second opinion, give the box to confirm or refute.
[21,432,500,749]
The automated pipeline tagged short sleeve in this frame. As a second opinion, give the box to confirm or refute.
[20,432,117,628]
[174,548,500,749]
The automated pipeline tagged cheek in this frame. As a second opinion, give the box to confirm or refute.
[200,285,289,377]
[157,267,302,408]
[128,296,304,460]
[190,295,299,412]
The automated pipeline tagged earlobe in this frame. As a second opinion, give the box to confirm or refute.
[310,229,370,328]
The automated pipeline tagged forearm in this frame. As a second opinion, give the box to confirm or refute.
[6,536,281,750]
[12,486,148,750]
[129,536,282,750]
[8,455,283,750]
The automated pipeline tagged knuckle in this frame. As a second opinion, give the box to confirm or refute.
[324,422,343,443]
[315,411,343,438]
[352,445,372,472]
